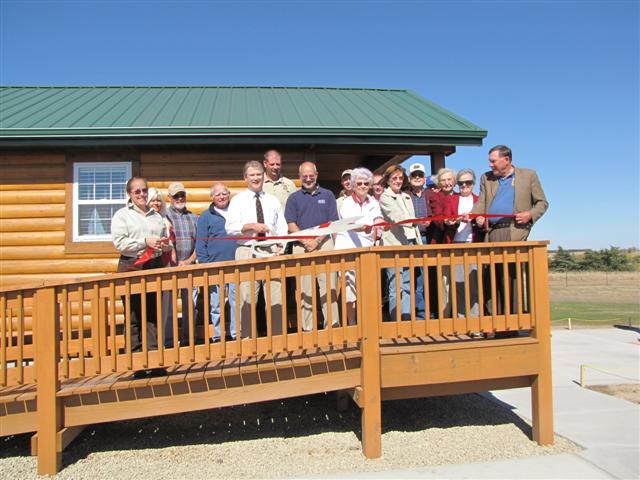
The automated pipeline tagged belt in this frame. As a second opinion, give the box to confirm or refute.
[490,221,512,230]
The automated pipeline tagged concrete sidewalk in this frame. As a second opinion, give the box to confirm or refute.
[316,328,640,479]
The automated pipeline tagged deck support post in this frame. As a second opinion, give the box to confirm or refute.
[35,287,63,475]
[530,246,554,444]
[359,251,382,458]
[430,151,445,174]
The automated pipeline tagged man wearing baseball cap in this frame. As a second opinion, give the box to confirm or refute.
[166,182,199,344]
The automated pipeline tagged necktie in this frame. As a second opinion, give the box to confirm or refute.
[255,193,265,237]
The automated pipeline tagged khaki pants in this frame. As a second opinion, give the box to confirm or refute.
[292,238,340,331]
[236,245,283,337]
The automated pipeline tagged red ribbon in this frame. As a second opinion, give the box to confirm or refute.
[132,213,517,268]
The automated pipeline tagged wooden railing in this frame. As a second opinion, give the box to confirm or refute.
[0,241,552,475]
[1,241,545,386]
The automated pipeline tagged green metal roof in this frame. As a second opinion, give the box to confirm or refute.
[0,86,486,147]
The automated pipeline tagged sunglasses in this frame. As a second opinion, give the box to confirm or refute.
[355,181,370,187]
[410,172,425,178]
[131,188,148,195]
[457,180,474,187]
[172,192,186,199]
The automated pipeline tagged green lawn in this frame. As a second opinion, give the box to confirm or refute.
[550,300,640,326]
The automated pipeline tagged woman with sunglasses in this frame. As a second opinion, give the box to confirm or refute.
[334,167,384,325]
[443,168,484,322]
[378,164,422,321]
[111,177,171,373]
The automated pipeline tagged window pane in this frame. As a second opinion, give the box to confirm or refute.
[95,170,111,183]
[79,184,94,200]
[78,204,121,236]
[111,184,126,199]
[78,170,94,184]
[95,184,110,200]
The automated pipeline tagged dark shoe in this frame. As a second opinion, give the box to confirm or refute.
[133,370,148,379]
[147,368,168,378]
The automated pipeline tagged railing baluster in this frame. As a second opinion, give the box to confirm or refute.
[172,274,179,361]
[0,295,6,386]
[249,267,257,355]
[423,252,433,335]
[409,253,416,336]
[295,262,302,349]
[188,273,195,362]
[124,280,132,371]
[325,259,334,346]
[140,277,148,368]
[528,249,536,326]
[450,251,458,329]
[489,250,497,334]
[17,293,23,384]
[311,260,318,347]
[394,253,401,328]
[503,248,511,330]
[476,249,485,330]
[155,276,164,366]
[78,285,85,377]
[234,269,241,356]
[203,270,211,360]
[280,264,289,352]
[265,265,273,353]
[109,282,117,372]
[340,258,347,339]
[436,252,444,335]
[61,287,69,379]
[463,250,472,334]
[516,249,524,328]
[92,284,100,374]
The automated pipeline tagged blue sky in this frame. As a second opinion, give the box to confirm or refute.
[1,0,638,250]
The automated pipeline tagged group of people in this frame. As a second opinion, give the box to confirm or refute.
[111,145,549,368]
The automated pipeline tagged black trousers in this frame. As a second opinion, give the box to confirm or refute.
[117,255,164,352]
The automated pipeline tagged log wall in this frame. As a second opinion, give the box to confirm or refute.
[0,149,366,288]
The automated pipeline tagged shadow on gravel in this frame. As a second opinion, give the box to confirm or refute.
[0,392,533,468]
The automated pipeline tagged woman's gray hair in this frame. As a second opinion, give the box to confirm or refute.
[456,168,476,184]
[146,187,167,215]
[436,168,456,186]
[350,167,374,186]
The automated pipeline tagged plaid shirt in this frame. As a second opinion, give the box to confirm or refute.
[165,205,197,261]
[409,188,428,234]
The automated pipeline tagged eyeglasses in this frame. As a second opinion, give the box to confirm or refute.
[131,188,148,195]
[457,180,474,187]
[410,172,425,178]
[172,192,186,199]
[355,181,370,187]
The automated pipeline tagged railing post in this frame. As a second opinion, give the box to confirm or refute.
[530,245,554,445]
[35,287,62,474]
[359,251,382,458]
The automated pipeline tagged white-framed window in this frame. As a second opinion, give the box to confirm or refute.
[72,162,131,242]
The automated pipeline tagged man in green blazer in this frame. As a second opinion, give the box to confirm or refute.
[472,145,548,241]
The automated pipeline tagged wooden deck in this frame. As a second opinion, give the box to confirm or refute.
[0,242,553,475]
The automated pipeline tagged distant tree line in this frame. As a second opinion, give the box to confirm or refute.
[549,246,637,272]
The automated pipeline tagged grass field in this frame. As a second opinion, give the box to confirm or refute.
[548,272,639,327]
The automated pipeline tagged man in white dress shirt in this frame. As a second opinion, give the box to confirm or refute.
[226,161,288,337]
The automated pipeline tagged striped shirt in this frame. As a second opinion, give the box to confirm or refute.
[409,188,428,234]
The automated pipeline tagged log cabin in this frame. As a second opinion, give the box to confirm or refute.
[0,86,487,289]
[1,87,556,476]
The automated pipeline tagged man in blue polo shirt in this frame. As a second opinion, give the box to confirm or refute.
[285,161,340,331]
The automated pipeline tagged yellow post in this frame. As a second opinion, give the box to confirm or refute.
[359,251,382,458]
[35,287,63,474]
[530,246,554,445]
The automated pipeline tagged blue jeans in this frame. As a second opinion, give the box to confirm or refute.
[209,283,236,340]
[386,267,411,320]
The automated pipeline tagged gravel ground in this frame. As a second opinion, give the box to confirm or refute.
[1,393,579,479]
